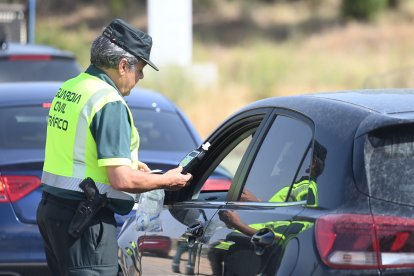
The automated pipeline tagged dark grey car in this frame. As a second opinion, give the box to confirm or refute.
[118,89,414,276]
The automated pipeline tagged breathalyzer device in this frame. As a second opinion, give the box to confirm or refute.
[179,142,211,174]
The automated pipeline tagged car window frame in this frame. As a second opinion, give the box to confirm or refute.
[164,108,274,205]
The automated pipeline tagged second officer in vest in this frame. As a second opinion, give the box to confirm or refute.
[36,18,192,276]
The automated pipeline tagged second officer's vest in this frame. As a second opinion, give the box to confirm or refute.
[42,73,139,214]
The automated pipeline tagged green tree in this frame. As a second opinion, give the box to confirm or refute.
[341,0,389,21]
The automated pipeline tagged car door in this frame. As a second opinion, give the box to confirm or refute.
[167,109,271,275]
[195,109,316,276]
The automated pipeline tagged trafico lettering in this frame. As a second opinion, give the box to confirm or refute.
[48,114,68,131]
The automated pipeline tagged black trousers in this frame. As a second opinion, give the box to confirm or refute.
[36,192,119,276]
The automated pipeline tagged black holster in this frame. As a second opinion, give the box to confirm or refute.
[68,177,108,239]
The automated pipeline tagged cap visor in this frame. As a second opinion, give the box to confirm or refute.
[141,57,159,71]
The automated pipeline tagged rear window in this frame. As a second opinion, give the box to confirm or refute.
[0,106,48,149]
[364,125,414,204]
[0,59,81,82]
[0,106,197,152]
[131,108,197,151]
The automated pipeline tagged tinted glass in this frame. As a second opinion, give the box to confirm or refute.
[131,108,197,152]
[365,126,414,205]
[0,106,48,149]
[0,59,81,82]
[193,129,256,201]
[242,115,312,202]
[218,134,253,177]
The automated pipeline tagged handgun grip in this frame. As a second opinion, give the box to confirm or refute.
[79,177,98,199]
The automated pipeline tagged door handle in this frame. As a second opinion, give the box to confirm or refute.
[250,228,276,255]
[185,222,204,247]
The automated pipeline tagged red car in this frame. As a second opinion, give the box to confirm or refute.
[138,235,172,258]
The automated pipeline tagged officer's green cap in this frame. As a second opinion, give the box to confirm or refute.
[103,18,159,71]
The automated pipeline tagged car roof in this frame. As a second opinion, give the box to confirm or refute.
[312,89,414,114]
[245,89,414,115]
[227,88,414,140]
[0,42,76,59]
[0,81,179,112]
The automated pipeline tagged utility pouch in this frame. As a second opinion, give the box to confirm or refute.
[68,177,108,239]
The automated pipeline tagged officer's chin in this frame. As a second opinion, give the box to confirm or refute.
[122,90,132,97]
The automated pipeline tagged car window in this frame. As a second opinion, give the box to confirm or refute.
[241,115,313,203]
[217,134,253,177]
[0,106,197,152]
[131,108,197,152]
[0,59,81,82]
[193,131,255,201]
[364,125,414,205]
[185,110,268,202]
[0,106,48,149]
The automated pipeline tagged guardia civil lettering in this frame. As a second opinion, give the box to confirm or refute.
[56,88,82,104]
[53,101,66,114]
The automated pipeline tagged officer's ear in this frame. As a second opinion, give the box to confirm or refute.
[118,58,130,76]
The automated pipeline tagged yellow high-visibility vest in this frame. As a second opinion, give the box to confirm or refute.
[42,73,139,214]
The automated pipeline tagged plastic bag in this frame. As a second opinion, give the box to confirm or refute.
[134,189,165,232]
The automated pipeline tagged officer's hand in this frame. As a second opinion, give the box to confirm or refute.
[163,166,192,191]
[137,161,151,172]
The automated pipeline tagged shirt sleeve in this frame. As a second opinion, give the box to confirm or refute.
[90,101,132,166]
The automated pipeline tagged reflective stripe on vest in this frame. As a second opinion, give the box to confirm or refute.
[42,171,134,201]
[42,73,138,202]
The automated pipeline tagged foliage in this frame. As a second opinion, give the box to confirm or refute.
[36,22,91,68]
[341,0,389,21]
[31,0,414,136]
[142,65,197,106]
[218,42,293,100]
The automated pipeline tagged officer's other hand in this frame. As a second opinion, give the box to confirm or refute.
[163,166,192,191]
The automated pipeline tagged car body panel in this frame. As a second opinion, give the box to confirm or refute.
[118,203,221,275]
[198,204,306,276]
[0,203,46,262]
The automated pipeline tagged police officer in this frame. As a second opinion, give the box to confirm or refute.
[36,18,192,275]
[269,140,327,206]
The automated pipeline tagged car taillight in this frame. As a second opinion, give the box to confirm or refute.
[0,175,41,203]
[315,213,414,269]
[201,178,232,191]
